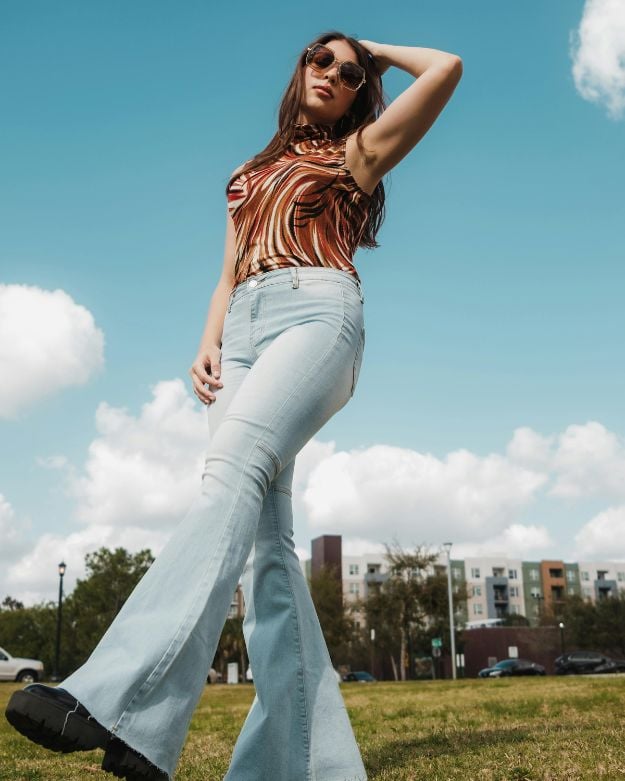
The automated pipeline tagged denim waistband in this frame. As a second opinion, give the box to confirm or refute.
[227,266,364,312]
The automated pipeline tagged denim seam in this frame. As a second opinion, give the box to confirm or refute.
[111,295,349,739]
[269,486,312,781]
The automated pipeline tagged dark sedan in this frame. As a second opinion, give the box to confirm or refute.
[478,658,546,678]
[342,670,377,682]
[555,651,625,675]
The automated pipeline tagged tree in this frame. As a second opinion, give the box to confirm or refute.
[309,563,355,665]
[1,595,25,611]
[561,592,625,656]
[62,547,154,671]
[213,616,247,681]
[361,541,470,681]
[0,601,58,672]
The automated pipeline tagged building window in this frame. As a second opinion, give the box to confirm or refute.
[530,587,541,598]
[471,567,480,579]
[349,583,360,596]
[618,572,625,582]
[529,569,539,581]
[581,571,589,581]
[567,586,576,595]
[349,563,359,576]
[509,604,519,614]
[473,603,483,615]
[452,567,462,579]
[472,585,482,597]
[508,569,518,580]
[509,586,518,597]
[566,570,576,582]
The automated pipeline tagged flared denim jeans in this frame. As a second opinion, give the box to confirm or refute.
[58,266,368,780]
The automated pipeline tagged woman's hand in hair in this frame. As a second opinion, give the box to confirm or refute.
[189,345,223,405]
[358,39,391,76]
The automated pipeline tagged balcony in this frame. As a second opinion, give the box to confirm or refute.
[365,572,388,585]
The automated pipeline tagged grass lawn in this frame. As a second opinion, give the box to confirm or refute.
[1,675,625,780]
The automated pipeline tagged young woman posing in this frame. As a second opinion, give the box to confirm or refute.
[6,30,462,781]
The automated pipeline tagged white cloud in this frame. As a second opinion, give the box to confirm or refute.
[6,392,625,605]
[573,504,625,560]
[549,421,625,499]
[0,284,105,419]
[3,524,171,605]
[570,0,625,119]
[506,426,555,469]
[303,443,547,540]
[450,523,555,560]
[58,379,208,529]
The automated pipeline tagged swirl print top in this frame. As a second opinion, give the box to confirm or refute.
[226,122,373,287]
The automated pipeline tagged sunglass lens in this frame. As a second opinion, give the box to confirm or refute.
[309,45,334,69]
[341,62,364,90]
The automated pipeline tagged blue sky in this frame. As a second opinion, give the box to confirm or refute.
[2,1,625,604]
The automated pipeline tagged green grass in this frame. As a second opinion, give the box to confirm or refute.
[2,676,625,780]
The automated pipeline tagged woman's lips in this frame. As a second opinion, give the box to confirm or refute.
[313,85,333,98]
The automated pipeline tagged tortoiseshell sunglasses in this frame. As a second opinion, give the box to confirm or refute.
[305,44,367,91]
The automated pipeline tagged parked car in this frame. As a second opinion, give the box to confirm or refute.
[0,645,44,683]
[555,651,625,675]
[341,671,377,683]
[478,658,546,678]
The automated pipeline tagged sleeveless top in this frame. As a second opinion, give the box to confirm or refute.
[226,122,372,287]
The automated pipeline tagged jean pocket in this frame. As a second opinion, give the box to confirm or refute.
[350,327,365,397]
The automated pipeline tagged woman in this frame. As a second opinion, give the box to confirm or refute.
[6,30,462,781]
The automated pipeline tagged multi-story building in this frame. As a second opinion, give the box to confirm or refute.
[228,535,625,628]
[577,561,625,603]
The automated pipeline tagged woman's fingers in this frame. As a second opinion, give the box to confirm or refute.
[189,351,223,404]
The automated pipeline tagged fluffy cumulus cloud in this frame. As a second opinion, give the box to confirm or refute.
[4,398,625,602]
[53,379,209,529]
[3,525,171,606]
[507,421,625,500]
[0,284,105,419]
[573,505,625,560]
[570,0,625,119]
[303,444,548,540]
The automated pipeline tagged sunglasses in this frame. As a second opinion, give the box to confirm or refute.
[305,44,367,92]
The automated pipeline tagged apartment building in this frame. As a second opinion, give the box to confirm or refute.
[227,535,625,627]
[310,535,625,629]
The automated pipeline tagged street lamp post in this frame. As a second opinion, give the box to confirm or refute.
[558,621,566,655]
[370,627,375,678]
[443,542,457,680]
[52,561,66,682]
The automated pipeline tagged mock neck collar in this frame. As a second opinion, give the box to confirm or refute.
[292,121,334,143]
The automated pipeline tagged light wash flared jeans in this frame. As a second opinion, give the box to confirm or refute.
[58,266,368,781]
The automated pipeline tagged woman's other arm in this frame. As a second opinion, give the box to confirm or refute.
[356,40,463,182]
[188,202,237,405]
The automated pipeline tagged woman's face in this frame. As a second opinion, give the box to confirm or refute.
[298,39,360,127]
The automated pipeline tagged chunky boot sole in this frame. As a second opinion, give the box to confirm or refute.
[4,683,111,753]
[102,736,169,780]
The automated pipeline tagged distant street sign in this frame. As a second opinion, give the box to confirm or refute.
[431,637,442,648]
[432,647,441,657]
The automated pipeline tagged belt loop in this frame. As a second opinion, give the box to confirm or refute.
[291,267,299,288]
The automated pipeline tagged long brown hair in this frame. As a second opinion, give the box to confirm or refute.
[225,30,389,250]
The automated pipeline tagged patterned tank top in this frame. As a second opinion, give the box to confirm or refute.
[226,122,372,287]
